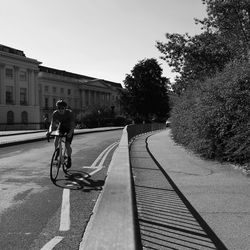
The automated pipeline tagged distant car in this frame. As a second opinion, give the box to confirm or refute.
[166,120,171,127]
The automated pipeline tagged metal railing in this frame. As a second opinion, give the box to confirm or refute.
[127,123,166,142]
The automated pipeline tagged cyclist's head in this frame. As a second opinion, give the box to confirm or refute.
[56,100,67,112]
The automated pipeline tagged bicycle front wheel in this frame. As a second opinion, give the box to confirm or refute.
[50,148,61,182]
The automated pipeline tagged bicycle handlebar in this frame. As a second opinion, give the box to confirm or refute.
[46,131,67,142]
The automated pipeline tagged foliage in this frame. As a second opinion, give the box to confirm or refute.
[156,32,233,94]
[156,0,250,95]
[76,106,130,128]
[120,58,170,121]
[171,59,250,164]
[198,0,250,57]
[158,0,250,165]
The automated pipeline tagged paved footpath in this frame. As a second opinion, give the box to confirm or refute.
[131,129,250,250]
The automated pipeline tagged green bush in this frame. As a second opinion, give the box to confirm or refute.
[171,59,250,164]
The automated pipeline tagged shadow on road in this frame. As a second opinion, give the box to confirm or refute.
[52,169,105,191]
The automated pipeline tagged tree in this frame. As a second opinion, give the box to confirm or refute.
[120,58,170,122]
[156,0,250,95]
[156,31,233,95]
[198,0,250,57]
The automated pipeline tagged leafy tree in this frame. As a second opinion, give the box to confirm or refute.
[156,0,250,95]
[156,31,233,95]
[198,0,250,57]
[121,58,170,122]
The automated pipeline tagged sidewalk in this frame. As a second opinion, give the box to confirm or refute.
[0,127,123,147]
[138,129,250,250]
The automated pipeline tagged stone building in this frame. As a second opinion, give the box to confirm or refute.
[0,44,122,130]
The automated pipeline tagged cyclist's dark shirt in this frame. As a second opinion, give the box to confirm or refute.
[52,109,74,129]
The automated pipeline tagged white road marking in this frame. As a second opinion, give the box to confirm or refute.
[88,143,118,176]
[40,236,64,250]
[88,142,118,168]
[59,188,70,231]
[81,166,98,169]
[98,144,117,167]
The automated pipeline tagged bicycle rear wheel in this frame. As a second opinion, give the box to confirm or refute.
[50,148,61,182]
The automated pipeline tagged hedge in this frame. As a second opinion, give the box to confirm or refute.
[171,59,250,164]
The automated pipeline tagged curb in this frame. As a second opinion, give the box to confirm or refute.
[0,127,123,148]
[0,130,46,137]
[79,126,137,250]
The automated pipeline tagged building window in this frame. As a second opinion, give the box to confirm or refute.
[20,88,27,105]
[68,89,71,95]
[5,68,13,79]
[45,97,48,109]
[7,111,14,124]
[20,71,27,81]
[6,86,14,104]
[45,86,49,92]
[53,87,57,93]
[21,111,28,124]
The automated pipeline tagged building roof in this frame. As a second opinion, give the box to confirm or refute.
[39,65,123,89]
[39,65,95,80]
[103,79,123,89]
[0,44,26,57]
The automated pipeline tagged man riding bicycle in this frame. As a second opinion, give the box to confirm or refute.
[46,99,75,168]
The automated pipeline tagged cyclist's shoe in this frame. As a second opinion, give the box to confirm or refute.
[66,157,72,169]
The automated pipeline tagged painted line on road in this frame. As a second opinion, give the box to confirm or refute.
[88,141,118,168]
[40,236,64,250]
[88,142,118,176]
[59,188,70,231]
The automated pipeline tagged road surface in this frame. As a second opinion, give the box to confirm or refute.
[0,130,122,250]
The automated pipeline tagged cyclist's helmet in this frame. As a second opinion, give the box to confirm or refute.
[56,99,67,109]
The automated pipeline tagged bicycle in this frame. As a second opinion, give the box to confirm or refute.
[47,131,69,183]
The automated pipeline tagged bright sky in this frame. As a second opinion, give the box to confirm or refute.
[1,0,207,85]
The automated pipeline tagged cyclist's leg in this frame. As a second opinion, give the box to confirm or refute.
[65,141,72,157]
[53,135,60,160]
[54,135,59,149]
[65,131,74,168]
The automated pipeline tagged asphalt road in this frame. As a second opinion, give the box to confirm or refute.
[0,130,122,250]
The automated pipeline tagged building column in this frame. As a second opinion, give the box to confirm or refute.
[0,63,5,104]
[96,92,100,104]
[28,69,35,106]
[85,90,89,106]
[94,91,97,105]
[14,66,20,105]
[34,70,39,106]
[80,89,86,108]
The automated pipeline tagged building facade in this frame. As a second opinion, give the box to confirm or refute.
[0,45,122,130]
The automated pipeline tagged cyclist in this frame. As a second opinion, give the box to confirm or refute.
[46,99,75,168]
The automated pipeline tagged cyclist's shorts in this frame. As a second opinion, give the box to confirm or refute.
[58,126,74,144]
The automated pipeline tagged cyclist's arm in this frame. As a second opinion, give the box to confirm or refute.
[48,113,56,134]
